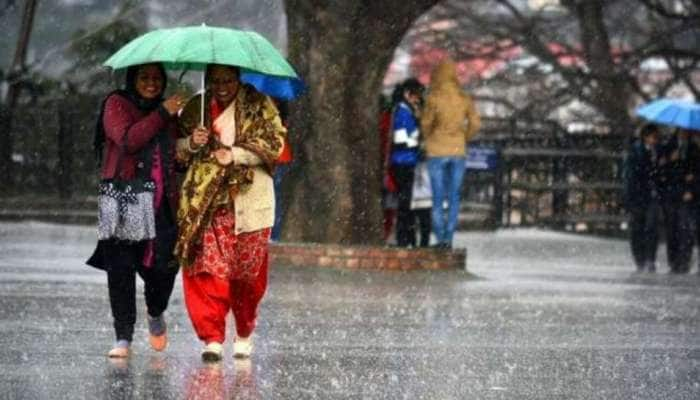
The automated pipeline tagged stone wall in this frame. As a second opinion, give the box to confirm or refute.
[269,242,466,271]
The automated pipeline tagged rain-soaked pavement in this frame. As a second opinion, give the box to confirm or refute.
[1,221,699,399]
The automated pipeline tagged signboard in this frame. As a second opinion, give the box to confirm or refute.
[465,146,499,171]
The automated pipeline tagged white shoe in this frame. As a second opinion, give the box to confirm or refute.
[233,336,253,358]
[201,342,223,362]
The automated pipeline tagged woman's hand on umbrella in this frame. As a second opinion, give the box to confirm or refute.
[163,93,187,115]
[191,126,210,147]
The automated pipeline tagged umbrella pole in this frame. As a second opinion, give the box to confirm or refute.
[200,71,205,127]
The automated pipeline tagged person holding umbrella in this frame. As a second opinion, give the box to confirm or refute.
[102,25,300,361]
[637,98,700,273]
[174,64,286,362]
[688,130,700,274]
[87,63,185,358]
[657,128,699,273]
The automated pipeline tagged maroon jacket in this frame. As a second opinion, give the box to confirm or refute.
[101,93,179,215]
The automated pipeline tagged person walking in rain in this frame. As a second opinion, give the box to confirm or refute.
[623,123,662,273]
[87,63,185,358]
[658,128,698,274]
[175,64,286,362]
[388,78,425,247]
[688,131,700,274]
[420,59,481,249]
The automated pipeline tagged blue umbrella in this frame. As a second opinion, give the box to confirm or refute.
[636,98,700,130]
[240,72,305,100]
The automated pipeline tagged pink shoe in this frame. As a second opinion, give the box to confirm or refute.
[149,333,167,352]
[147,314,168,351]
[107,340,130,358]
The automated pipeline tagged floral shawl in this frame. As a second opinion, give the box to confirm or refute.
[174,84,285,268]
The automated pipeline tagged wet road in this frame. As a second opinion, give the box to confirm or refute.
[1,222,699,399]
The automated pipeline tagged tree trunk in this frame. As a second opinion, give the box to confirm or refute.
[282,1,438,244]
[1,0,38,190]
[571,0,633,134]
[57,104,73,199]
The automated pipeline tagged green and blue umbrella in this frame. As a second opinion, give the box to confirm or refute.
[240,72,305,100]
[104,24,304,122]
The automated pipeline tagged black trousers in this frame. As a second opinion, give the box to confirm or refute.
[629,201,660,269]
[104,241,178,342]
[393,165,416,247]
[662,201,693,272]
[695,207,700,268]
[413,208,431,248]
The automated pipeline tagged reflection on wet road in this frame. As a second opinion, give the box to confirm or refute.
[1,222,699,399]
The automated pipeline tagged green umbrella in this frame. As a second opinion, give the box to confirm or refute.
[104,24,299,124]
[104,24,297,77]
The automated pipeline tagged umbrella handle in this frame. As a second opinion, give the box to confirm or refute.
[200,71,205,127]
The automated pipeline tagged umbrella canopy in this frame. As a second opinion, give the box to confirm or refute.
[240,72,306,100]
[104,24,304,124]
[636,98,700,130]
[104,24,298,79]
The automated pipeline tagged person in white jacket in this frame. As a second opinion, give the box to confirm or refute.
[410,161,433,247]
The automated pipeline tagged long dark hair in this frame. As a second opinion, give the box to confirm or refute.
[389,84,405,113]
[401,78,425,111]
[93,63,167,164]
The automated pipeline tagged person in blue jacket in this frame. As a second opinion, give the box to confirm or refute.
[389,78,425,247]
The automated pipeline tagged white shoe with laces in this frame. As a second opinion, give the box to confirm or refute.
[233,335,253,358]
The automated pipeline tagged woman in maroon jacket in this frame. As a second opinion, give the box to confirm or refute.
[87,63,185,358]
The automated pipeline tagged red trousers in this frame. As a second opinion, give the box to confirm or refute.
[183,259,267,343]
[183,209,270,344]
[383,209,396,241]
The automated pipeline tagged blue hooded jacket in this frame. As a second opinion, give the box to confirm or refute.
[390,101,420,166]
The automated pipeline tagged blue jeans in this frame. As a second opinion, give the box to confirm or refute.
[427,157,466,246]
[271,164,290,241]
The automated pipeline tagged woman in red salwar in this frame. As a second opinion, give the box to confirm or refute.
[174,64,285,362]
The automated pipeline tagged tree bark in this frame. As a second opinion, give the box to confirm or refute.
[1,0,38,190]
[282,1,438,244]
[565,0,634,134]
[56,104,73,199]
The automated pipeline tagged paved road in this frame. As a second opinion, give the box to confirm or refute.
[0,222,699,399]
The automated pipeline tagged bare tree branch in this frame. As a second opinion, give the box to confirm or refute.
[635,0,700,20]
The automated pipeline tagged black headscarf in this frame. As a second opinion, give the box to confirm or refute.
[93,63,167,163]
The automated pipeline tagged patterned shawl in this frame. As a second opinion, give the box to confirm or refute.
[174,84,285,268]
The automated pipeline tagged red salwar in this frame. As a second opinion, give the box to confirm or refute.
[183,208,270,344]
